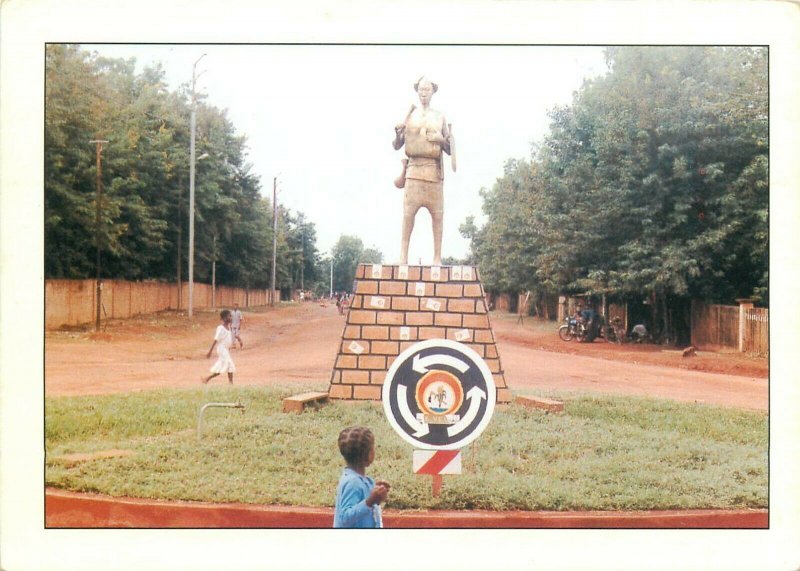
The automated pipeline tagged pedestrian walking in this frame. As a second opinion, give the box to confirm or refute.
[201,309,236,385]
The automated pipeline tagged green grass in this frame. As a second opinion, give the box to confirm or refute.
[45,386,768,511]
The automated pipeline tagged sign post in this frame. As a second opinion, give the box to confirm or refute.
[382,339,496,496]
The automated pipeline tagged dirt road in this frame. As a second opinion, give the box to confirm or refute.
[45,303,768,411]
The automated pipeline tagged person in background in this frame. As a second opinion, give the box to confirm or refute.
[201,309,235,385]
[580,305,601,342]
[230,302,244,349]
[333,426,390,528]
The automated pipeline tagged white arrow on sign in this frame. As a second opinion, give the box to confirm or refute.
[447,386,487,437]
[412,353,470,375]
[397,384,429,437]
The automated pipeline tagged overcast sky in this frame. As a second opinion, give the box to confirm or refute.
[85,44,608,263]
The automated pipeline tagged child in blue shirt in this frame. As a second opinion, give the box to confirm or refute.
[333,426,390,528]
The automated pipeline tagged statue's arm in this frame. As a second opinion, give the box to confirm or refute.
[393,124,405,150]
[441,118,451,155]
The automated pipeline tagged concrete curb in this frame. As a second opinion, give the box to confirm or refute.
[45,488,767,528]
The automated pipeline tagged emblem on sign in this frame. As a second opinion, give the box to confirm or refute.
[382,339,496,450]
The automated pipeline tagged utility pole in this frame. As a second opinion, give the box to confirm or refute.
[300,226,305,292]
[176,174,183,311]
[188,52,206,318]
[270,176,278,306]
[90,139,109,332]
[330,256,334,298]
[211,233,217,308]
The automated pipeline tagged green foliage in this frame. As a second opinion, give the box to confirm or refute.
[325,235,384,292]
[45,45,322,291]
[46,387,767,510]
[468,47,768,315]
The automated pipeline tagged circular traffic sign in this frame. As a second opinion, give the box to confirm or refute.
[382,339,496,450]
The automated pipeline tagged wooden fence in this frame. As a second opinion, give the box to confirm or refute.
[743,307,769,356]
[45,279,280,330]
[691,300,768,355]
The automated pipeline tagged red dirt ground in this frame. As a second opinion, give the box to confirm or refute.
[45,303,768,411]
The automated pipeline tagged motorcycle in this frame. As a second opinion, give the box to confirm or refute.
[558,316,585,342]
[600,316,626,344]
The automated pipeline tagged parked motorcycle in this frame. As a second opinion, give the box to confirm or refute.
[602,316,626,344]
[558,316,582,341]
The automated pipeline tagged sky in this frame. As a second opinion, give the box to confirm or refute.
[85,44,608,264]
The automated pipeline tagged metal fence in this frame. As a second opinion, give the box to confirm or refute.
[45,279,280,330]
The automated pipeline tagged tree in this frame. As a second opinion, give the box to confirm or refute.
[329,235,383,292]
[467,47,768,339]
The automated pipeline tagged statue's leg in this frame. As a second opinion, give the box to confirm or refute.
[401,182,422,264]
[429,182,444,266]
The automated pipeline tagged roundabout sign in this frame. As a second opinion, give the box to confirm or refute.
[382,339,496,450]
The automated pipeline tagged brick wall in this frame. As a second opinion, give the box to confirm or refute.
[328,264,511,403]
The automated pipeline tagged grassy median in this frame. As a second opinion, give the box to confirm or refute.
[45,386,768,511]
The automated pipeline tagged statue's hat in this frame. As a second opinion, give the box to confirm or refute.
[414,75,438,93]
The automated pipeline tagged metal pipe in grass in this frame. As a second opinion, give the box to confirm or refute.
[197,402,246,440]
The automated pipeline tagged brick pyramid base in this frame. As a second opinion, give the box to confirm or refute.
[327,264,512,403]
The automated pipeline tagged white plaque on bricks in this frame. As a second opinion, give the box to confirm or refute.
[398,265,409,279]
[371,264,383,279]
[400,326,411,340]
[451,266,462,280]
[348,341,365,355]
[370,296,387,309]
[414,282,426,296]
[431,266,441,281]
[462,266,474,280]
[425,298,442,311]
[455,329,470,342]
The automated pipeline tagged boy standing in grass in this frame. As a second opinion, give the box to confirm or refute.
[201,309,235,385]
[333,426,390,528]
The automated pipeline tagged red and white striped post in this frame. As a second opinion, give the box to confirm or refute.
[413,450,462,497]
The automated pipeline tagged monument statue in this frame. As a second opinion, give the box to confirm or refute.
[392,76,455,266]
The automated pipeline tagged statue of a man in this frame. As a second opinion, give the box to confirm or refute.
[393,76,453,266]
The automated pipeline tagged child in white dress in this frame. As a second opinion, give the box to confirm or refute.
[201,310,235,385]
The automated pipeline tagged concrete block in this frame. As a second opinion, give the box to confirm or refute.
[377,311,405,325]
[435,313,462,327]
[496,387,512,403]
[359,355,387,369]
[463,283,483,298]
[341,370,371,384]
[394,265,422,281]
[379,281,407,296]
[406,312,434,326]
[362,325,390,340]
[335,354,358,369]
[349,310,377,325]
[515,395,564,413]
[448,298,475,313]
[463,314,490,329]
[353,385,382,400]
[343,325,361,339]
[329,384,353,400]
[418,326,447,340]
[392,297,419,311]
[436,283,464,298]
[474,329,495,343]
[355,280,379,295]
[342,340,369,354]
[371,340,400,355]
[390,326,417,341]
[282,391,330,413]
